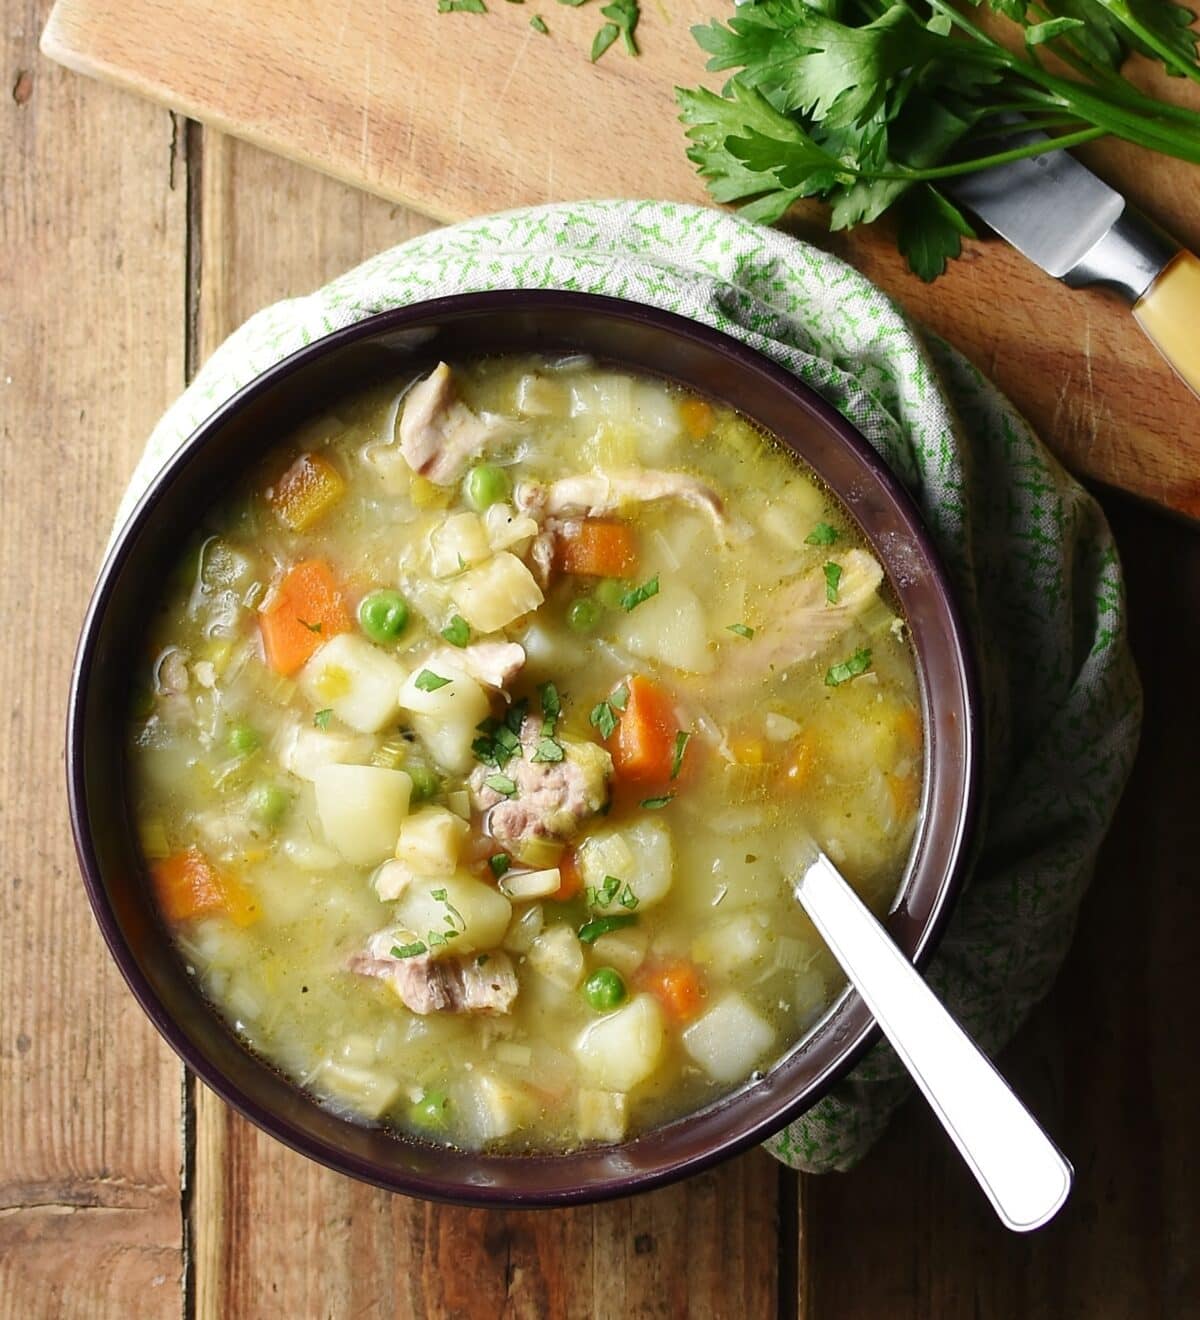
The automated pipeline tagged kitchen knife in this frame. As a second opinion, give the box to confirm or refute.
[945,134,1200,400]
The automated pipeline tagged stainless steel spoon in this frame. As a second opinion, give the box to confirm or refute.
[795,850,1073,1232]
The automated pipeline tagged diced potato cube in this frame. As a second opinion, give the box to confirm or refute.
[589,927,648,979]
[499,867,562,901]
[450,552,543,633]
[682,993,777,1083]
[576,1089,628,1143]
[578,818,673,914]
[528,925,586,990]
[616,581,715,674]
[275,719,376,782]
[502,903,544,955]
[574,994,665,1092]
[395,806,470,874]
[373,859,412,901]
[319,1062,402,1119]
[270,452,346,531]
[691,912,771,979]
[298,634,408,733]
[314,764,412,865]
[467,1072,533,1141]
[398,663,490,774]
[393,874,512,959]
[429,512,492,578]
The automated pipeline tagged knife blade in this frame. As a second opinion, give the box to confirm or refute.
[944,132,1200,399]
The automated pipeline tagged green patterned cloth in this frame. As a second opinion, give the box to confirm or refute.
[124,201,1141,1173]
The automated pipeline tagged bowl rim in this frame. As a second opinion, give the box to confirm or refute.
[68,289,981,1205]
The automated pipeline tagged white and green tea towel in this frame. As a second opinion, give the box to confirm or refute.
[124,200,1141,1173]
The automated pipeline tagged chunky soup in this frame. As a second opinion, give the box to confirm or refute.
[128,355,921,1151]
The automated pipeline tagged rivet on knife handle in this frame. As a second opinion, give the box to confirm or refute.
[1132,250,1200,401]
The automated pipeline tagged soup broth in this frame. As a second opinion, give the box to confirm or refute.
[128,355,921,1151]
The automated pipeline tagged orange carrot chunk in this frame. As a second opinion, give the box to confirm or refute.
[151,848,258,927]
[270,452,346,531]
[556,519,638,578]
[554,848,585,902]
[610,675,679,784]
[638,958,706,1023]
[258,559,351,676]
[679,398,714,441]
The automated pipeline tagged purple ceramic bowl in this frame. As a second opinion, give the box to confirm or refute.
[68,291,980,1206]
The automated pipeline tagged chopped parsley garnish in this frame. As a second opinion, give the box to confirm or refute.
[589,700,618,739]
[805,522,839,547]
[727,622,755,639]
[431,887,466,931]
[438,0,487,12]
[530,13,548,30]
[489,853,511,879]
[579,913,638,943]
[299,618,323,634]
[472,718,521,769]
[391,940,427,959]
[670,729,691,779]
[591,21,619,60]
[505,698,529,736]
[476,953,491,967]
[313,708,333,730]
[620,575,659,612]
[415,669,452,692]
[539,681,561,730]
[823,561,843,604]
[484,773,518,797]
[609,683,629,711]
[619,884,640,910]
[825,647,873,687]
[531,736,565,763]
[586,874,623,908]
[640,794,674,809]
[440,614,470,647]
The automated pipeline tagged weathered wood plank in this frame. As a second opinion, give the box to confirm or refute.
[797,494,1200,1320]
[186,130,780,1319]
[0,5,188,1315]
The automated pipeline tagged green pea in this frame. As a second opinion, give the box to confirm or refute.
[359,589,409,644]
[410,1089,450,1130]
[407,764,441,802]
[567,597,600,632]
[594,578,626,610]
[463,463,511,512]
[582,967,627,1012]
[227,721,261,757]
[250,782,290,827]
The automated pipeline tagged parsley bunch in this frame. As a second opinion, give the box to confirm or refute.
[676,0,1200,279]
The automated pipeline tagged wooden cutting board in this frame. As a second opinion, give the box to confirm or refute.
[40,0,1200,517]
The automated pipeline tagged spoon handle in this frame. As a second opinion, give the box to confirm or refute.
[797,853,1072,1232]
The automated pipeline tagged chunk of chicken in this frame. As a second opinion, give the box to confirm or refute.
[470,717,612,846]
[425,641,526,691]
[349,929,518,1015]
[516,469,725,529]
[736,549,884,676]
[399,362,507,486]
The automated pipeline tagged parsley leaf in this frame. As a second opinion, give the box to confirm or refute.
[825,647,873,687]
[805,522,839,546]
[313,708,333,730]
[824,561,843,604]
[415,669,451,692]
[609,683,629,711]
[438,0,487,11]
[440,615,470,647]
[670,730,691,780]
[530,13,548,29]
[591,21,619,60]
[531,736,565,763]
[578,913,638,943]
[589,701,618,739]
[727,622,755,639]
[299,618,323,634]
[620,575,659,612]
[640,794,674,809]
[391,940,428,959]
[485,773,518,797]
[489,853,511,878]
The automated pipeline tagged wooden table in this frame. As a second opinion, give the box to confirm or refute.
[4,3,1198,1313]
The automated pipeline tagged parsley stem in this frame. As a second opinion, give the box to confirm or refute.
[872,126,1106,182]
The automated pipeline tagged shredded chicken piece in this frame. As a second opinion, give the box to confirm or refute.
[528,531,555,591]
[735,549,884,676]
[469,717,612,846]
[398,362,507,485]
[515,469,725,529]
[425,641,526,691]
[349,930,518,1015]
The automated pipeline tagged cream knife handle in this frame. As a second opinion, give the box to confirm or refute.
[1133,250,1200,401]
